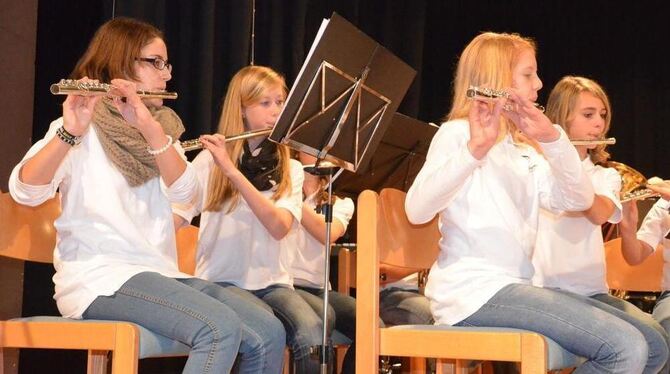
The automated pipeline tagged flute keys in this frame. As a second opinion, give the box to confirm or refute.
[50,79,110,96]
[466,85,545,112]
[621,188,659,203]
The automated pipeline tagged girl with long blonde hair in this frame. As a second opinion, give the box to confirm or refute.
[533,76,668,373]
[406,32,651,372]
[174,65,333,373]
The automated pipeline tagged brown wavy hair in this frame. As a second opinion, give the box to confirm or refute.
[71,17,163,82]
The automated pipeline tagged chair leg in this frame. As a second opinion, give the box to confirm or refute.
[436,358,450,374]
[283,347,291,374]
[409,356,427,373]
[87,350,109,374]
[110,324,139,374]
[336,346,348,374]
[520,334,547,374]
[481,361,495,374]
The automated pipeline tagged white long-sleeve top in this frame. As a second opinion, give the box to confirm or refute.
[532,158,622,296]
[173,151,304,290]
[290,196,354,288]
[9,118,197,319]
[405,119,594,325]
[637,198,670,290]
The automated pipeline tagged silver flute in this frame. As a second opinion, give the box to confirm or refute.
[621,188,659,203]
[466,86,545,113]
[570,138,616,146]
[180,129,273,151]
[50,79,178,99]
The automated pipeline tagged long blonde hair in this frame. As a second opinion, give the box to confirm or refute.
[447,32,537,143]
[205,66,291,212]
[545,76,612,164]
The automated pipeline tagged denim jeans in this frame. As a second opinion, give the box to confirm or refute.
[379,287,433,326]
[295,286,356,374]
[83,272,286,374]
[379,288,434,373]
[588,292,669,374]
[654,290,670,372]
[457,283,649,374]
[654,291,670,337]
[220,283,331,374]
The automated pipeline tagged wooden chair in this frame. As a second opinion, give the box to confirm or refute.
[604,237,664,292]
[338,246,431,373]
[0,192,191,373]
[356,188,583,373]
[175,224,199,276]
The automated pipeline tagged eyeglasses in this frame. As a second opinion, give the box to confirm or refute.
[136,57,172,72]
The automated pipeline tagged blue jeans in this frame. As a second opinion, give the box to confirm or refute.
[380,287,434,373]
[220,283,331,374]
[295,286,356,374]
[654,291,670,372]
[589,292,669,374]
[379,287,433,326]
[457,283,649,374]
[83,272,286,374]
[654,291,670,338]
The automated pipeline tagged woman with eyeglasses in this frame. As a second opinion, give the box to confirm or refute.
[8,17,285,374]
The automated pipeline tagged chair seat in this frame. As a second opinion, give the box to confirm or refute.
[16,316,352,358]
[13,316,191,358]
[388,325,585,370]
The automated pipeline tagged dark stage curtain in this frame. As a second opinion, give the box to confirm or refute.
[23,1,669,372]
[34,1,670,176]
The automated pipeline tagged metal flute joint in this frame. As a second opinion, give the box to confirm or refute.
[466,85,545,113]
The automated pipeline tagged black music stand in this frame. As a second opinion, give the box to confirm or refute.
[270,12,416,373]
[333,112,438,198]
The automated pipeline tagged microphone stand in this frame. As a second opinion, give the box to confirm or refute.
[303,161,338,374]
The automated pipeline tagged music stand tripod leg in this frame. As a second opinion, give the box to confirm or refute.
[304,164,336,374]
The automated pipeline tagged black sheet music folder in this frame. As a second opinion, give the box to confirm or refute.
[332,112,438,198]
[270,12,416,173]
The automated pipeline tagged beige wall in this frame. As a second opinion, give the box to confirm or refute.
[0,0,38,372]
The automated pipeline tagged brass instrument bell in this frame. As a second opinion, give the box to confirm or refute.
[606,161,659,202]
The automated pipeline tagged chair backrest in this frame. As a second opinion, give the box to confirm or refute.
[1,191,199,277]
[377,188,440,271]
[356,189,440,369]
[0,192,60,263]
[339,189,439,293]
[604,237,664,292]
[337,246,356,295]
[176,225,199,275]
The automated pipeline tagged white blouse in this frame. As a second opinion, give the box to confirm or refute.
[533,158,622,296]
[290,196,354,288]
[173,151,304,290]
[637,198,670,289]
[9,117,197,319]
[405,119,594,325]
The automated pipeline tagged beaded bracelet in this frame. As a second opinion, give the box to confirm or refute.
[147,135,173,155]
[56,126,81,146]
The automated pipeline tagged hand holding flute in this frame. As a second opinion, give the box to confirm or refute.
[466,86,545,112]
[51,79,178,100]
[180,128,273,151]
